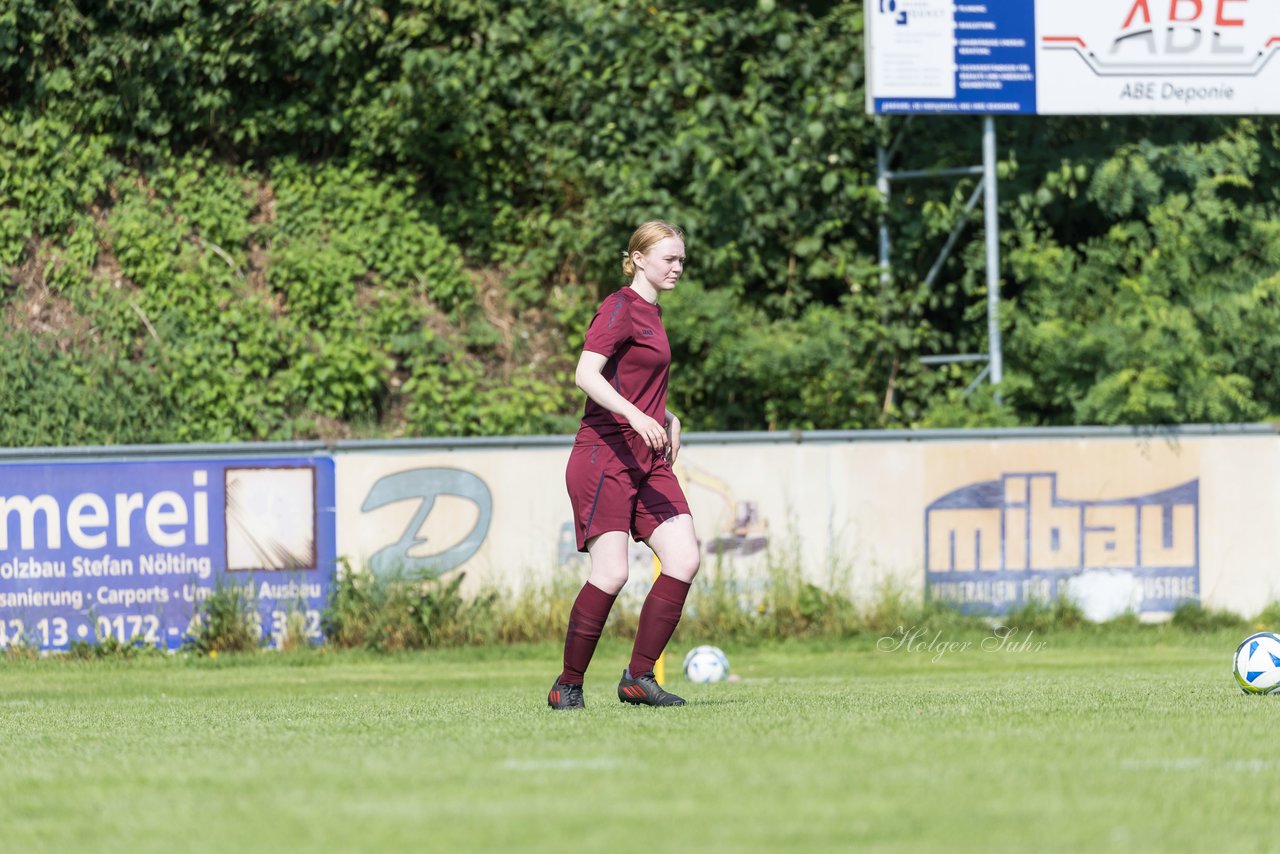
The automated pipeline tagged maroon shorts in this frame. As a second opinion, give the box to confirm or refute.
[565,432,691,552]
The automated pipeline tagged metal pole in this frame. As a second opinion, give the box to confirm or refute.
[877,134,891,286]
[887,166,986,180]
[922,181,985,292]
[982,116,1003,388]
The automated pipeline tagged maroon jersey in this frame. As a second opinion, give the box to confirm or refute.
[577,287,670,442]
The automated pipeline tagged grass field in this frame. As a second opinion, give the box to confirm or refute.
[1,628,1276,853]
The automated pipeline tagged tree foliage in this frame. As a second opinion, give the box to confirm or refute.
[2,1,1280,445]
[1003,121,1280,425]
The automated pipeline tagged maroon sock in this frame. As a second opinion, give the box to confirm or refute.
[628,574,692,677]
[558,582,618,685]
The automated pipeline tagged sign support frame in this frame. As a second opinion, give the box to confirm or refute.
[875,117,1004,399]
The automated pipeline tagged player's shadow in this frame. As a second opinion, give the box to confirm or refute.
[685,696,744,707]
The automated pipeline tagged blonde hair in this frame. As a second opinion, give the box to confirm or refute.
[622,220,684,278]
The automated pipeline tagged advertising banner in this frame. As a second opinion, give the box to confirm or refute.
[4,427,1278,652]
[867,0,1280,115]
[923,439,1201,618]
[334,431,1279,623]
[335,449,570,594]
[0,457,336,651]
[334,444,841,609]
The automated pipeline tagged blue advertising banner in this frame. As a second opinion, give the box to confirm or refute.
[869,0,1038,115]
[0,457,336,651]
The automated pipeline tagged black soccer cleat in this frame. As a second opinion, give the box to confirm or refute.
[548,679,586,710]
[617,669,686,707]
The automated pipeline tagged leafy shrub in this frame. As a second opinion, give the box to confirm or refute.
[401,355,577,437]
[1170,599,1249,633]
[0,333,170,447]
[493,573,583,645]
[67,635,164,660]
[1252,601,1280,630]
[4,2,1280,442]
[269,159,472,316]
[323,562,421,652]
[1000,596,1087,634]
[0,112,114,267]
[416,574,500,647]
[276,605,314,654]
[681,560,763,642]
[757,554,862,638]
[184,582,264,656]
[324,565,501,652]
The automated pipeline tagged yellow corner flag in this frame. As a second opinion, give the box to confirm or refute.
[653,552,666,685]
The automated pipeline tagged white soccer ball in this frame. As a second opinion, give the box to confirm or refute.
[683,645,730,683]
[1233,632,1280,694]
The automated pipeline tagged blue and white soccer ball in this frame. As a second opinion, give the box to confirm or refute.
[683,645,730,683]
[1233,632,1280,695]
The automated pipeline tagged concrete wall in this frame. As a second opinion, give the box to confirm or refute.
[2,424,1276,650]
[334,425,1279,620]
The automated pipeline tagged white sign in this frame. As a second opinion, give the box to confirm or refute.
[868,0,958,100]
[866,0,1280,114]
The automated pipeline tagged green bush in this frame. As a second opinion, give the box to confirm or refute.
[68,635,165,660]
[4,2,1280,443]
[1001,596,1087,634]
[0,112,114,267]
[1170,599,1249,634]
[1252,601,1280,629]
[184,581,264,656]
[324,565,502,652]
[0,333,170,447]
[1,136,524,443]
[324,561,416,651]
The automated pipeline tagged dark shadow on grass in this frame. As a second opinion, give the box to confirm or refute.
[683,697,746,707]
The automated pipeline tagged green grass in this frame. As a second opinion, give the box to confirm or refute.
[0,630,1275,853]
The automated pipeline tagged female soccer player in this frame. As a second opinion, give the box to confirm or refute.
[548,220,701,710]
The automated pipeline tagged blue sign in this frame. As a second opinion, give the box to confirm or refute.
[0,457,336,651]
[870,0,1037,115]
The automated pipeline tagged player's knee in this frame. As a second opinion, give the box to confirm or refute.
[667,549,700,582]
[589,564,629,595]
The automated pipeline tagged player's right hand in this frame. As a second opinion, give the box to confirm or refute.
[628,412,668,453]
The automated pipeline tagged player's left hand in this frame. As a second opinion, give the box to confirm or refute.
[664,412,681,464]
